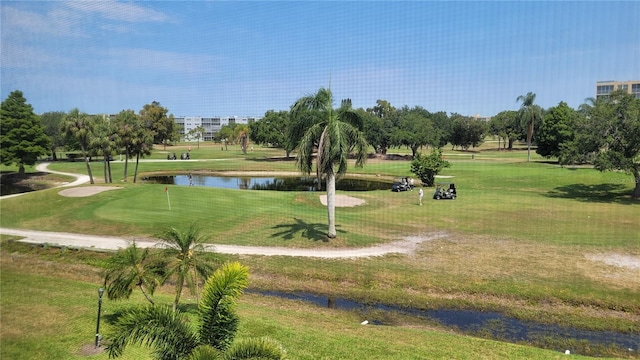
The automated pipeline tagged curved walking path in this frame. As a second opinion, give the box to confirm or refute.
[0,227,447,258]
[1,162,448,258]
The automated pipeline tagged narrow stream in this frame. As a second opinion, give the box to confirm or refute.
[253,290,639,357]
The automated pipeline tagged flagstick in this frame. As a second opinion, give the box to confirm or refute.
[165,187,171,211]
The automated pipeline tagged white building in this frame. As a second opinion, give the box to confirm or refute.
[174,116,262,141]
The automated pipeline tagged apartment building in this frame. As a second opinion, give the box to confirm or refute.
[174,115,262,141]
[595,80,640,100]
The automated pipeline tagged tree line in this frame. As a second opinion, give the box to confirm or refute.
[2,88,639,198]
[250,90,640,198]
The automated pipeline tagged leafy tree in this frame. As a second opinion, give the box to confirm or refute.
[291,88,368,239]
[114,110,138,182]
[391,106,436,158]
[186,126,206,149]
[430,111,451,148]
[536,102,578,160]
[410,148,451,187]
[106,262,286,360]
[103,243,165,305]
[365,100,396,154]
[158,224,215,312]
[140,101,174,149]
[62,108,95,184]
[562,90,640,198]
[248,110,292,156]
[488,110,519,150]
[40,111,66,161]
[90,115,119,183]
[0,91,50,175]
[516,92,544,161]
[449,115,487,151]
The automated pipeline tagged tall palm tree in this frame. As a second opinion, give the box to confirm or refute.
[103,242,165,305]
[291,88,368,239]
[159,224,215,312]
[106,262,286,360]
[90,115,119,183]
[62,108,95,184]
[516,92,543,162]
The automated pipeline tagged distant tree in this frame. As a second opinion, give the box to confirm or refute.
[158,224,215,312]
[106,262,286,360]
[488,111,519,150]
[216,124,236,149]
[450,116,487,150]
[140,101,173,150]
[62,108,95,184]
[391,106,436,158]
[187,125,206,149]
[234,124,250,154]
[0,91,50,175]
[536,102,578,160]
[248,110,293,156]
[40,111,66,161]
[561,90,640,198]
[410,148,451,187]
[114,110,138,182]
[516,92,544,161]
[291,88,368,239]
[365,100,396,154]
[103,243,166,305]
[90,115,118,183]
[430,111,451,148]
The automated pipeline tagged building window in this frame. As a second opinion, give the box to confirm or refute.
[597,85,613,95]
[632,84,640,98]
[618,84,628,91]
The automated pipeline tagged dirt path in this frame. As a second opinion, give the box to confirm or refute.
[0,227,448,259]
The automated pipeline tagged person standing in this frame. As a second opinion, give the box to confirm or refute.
[418,187,424,206]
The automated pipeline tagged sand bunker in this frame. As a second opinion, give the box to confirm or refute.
[58,186,122,197]
[319,194,365,207]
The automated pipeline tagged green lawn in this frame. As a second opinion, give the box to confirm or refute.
[1,145,638,359]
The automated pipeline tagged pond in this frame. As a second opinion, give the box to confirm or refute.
[252,290,639,357]
[141,174,390,191]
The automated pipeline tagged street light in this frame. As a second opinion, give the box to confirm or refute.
[95,287,104,348]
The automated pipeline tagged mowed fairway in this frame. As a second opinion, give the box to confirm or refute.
[1,146,639,358]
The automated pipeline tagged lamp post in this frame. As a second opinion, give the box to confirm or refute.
[95,287,104,348]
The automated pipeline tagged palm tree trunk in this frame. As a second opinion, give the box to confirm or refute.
[173,275,184,312]
[123,150,129,182]
[103,156,108,183]
[80,145,94,184]
[326,170,337,239]
[138,285,155,305]
[632,168,640,199]
[133,153,140,183]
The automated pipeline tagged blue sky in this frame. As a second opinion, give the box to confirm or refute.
[2,1,639,118]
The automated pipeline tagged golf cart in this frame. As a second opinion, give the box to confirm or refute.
[391,177,414,192]
[433,183,456,200]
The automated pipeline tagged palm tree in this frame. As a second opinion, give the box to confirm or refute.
[103,242,165,305]
[90,115,119,183]
[158,224,215,312]
[62,108,95,184]
[516,92,543,162]
[106,262,286,360]
[291,88,368,239]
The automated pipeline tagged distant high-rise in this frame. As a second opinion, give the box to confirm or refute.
[596,80,640,99]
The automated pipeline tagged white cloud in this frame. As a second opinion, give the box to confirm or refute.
[63,0,171,23]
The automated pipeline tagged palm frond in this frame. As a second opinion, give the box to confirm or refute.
[106,305,199,360]
[198,262,249,351]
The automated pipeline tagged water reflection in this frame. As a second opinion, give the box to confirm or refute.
[142,174,390,191]
[252,290,638,356]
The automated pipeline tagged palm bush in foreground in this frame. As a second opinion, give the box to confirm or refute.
[106,261,286,360]
[103,242,165,304]
[158,223,215,311]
